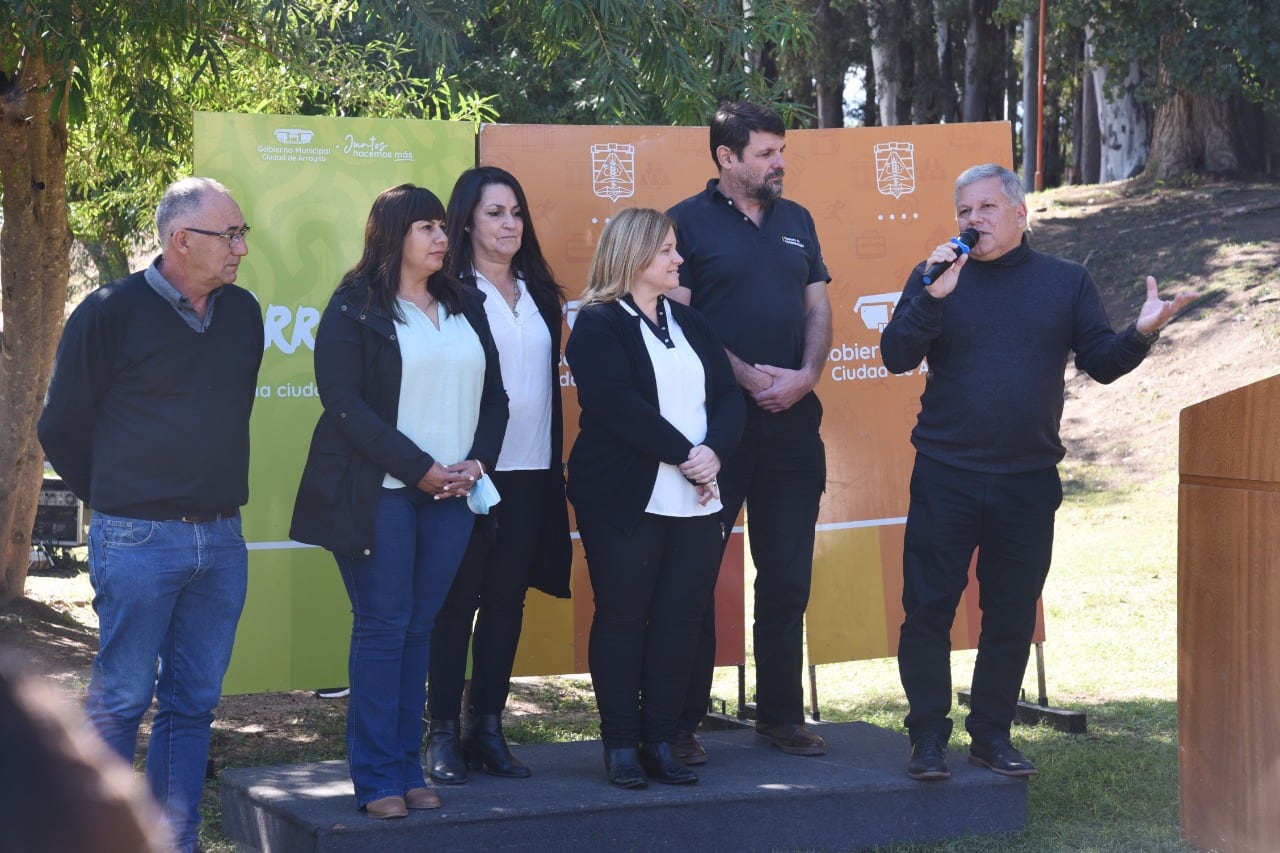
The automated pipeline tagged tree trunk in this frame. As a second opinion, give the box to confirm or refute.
[812,0,846,128]
[1096,62,1149,181]
[863,47,879,126]
[1043,78,1063,186]
[910,1,942,125]
[1004,23,1018,153]
[83,235,131,288]
[962,0,998,122]
[865,0,906,125]
[934,0,957,123]
[1079,57,1101,183]
[1021,12,1038,190]
[1086,25,1150,183]
[0,48,75,606]
[815,83,844,129]
[1148,90,1253,180]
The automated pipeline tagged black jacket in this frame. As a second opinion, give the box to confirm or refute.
[460,271,573,599]
[565,297,744,531]
[290,281,508,557]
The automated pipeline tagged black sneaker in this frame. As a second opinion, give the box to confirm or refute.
[906,733,951,781]
[968,738,1038,777]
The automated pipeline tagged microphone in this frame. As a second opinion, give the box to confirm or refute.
[921,228,980,285]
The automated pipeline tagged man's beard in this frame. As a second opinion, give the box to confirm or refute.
[752,171,784,203]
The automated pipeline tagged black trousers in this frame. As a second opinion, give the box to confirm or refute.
[579,509,722,748]
[897,454,1061,745]
[679,402,826,730]
[428,469,549,719]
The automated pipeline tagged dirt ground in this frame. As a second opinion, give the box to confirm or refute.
[4,174,1279,772]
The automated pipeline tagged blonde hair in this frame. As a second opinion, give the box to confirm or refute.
[581,208,675,307]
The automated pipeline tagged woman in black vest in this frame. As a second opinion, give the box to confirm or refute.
[425,167,573,784]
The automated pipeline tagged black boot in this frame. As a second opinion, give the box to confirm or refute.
[639,741,697,785]
[463,714,532,778]
[426,719,468,785]
[603,747,648,789]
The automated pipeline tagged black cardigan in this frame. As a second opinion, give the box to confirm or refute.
[290,281,508,558]
[459,271,573,599]
[564,297,744,531]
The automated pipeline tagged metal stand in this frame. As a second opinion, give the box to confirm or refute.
[956,643,1088,734]
[700,664,755,731]
[809,664,821,721]
[800,643,1087,734]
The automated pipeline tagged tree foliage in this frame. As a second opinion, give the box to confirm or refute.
[1065,0,1278,109]
[64,1,497,286]
[0,0,817,605]
[351,0,816,125]
[1042,0,1278,177]
[0,0,499,604]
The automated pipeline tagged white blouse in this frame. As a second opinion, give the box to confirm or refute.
[476,271,554,471]
[382,298,485,489]
[619,298,721,517]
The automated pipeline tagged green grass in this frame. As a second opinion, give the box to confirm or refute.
[763,486,1187,852]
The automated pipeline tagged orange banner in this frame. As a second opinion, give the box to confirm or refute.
[792,122,1046,662]
[488,121,1044,677]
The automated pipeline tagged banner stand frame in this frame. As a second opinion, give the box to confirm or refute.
[956,643,1088,734]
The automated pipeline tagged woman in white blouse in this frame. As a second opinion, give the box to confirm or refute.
[291,184,507,818]
[426,168,573,784]
[565,208,744,789]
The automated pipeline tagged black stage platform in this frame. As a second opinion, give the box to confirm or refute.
[220,721,1027,852]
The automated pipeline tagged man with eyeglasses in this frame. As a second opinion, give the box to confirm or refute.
[39,176,263,852]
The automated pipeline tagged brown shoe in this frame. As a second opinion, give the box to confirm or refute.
[755,722,827,756]
[364,795,408,819]
[405,787,442,810]
[675,729,708,766]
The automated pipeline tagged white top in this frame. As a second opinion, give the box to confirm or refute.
[476,271,553,470]
[619,298,720,517]
[383,298,486,489]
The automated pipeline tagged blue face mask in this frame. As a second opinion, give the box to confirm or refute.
[467,473,501,515]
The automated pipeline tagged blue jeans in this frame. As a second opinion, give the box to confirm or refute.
[86,511,248,853]
[335,488,474,808]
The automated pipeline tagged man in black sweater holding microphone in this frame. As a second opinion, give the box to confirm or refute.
[880,163,1194,782]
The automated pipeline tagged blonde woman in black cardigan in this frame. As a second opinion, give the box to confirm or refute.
[565,208,744,789]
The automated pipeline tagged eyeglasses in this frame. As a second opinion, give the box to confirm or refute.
[179,225,251,247]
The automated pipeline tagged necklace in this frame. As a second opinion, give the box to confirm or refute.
[509,280,521,319]
[475,266,521,319]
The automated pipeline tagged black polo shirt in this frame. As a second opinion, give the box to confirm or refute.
[667,179,830,371]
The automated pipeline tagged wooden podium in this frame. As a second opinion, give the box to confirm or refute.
[1179,374,1280,853]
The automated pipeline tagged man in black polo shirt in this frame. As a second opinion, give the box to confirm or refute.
[667,102,832,759]
[39,177,263,852]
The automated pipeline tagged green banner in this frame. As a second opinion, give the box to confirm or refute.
[194,112,475,692]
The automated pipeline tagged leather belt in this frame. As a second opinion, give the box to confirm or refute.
[175,509,239,523]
